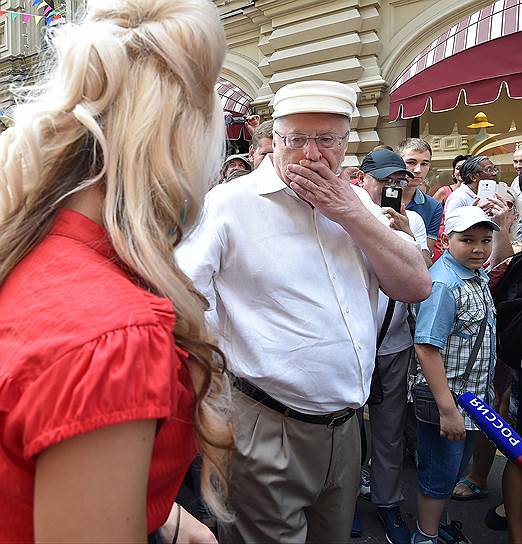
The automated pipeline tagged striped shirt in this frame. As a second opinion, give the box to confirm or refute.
[413,251,495,430]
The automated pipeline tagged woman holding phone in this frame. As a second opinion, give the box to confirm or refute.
[0,0,232,541]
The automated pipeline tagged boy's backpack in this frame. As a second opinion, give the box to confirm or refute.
[492,252,522,369]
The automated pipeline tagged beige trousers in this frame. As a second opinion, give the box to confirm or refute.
[219,391,360,544]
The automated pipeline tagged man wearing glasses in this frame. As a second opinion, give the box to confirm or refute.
[357,149,428,544]
[177,80,430,544]
[445,155,499,214]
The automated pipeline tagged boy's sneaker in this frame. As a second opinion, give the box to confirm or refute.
[410,532,437,544]
[377,506,411,544]
[359,465,371,501]
[437,520,471,544]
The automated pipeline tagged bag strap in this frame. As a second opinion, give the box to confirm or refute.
[377,298,396,351]
[461,285,489,387]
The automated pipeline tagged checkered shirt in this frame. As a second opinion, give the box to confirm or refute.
[413,251,496,430]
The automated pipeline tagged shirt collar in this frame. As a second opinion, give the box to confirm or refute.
[252,155,302,201]
[50,208,117,261]
[413,188,426,204]
[461,183,477,197]
[442,250,488,282]
[252,154,287,195]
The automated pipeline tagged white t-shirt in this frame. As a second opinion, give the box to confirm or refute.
[177,156,415,413]
[444,183,477,214]
[377,211,427,356]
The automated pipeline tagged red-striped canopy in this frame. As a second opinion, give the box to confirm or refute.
[216,78,253,140]
[390,0,522,121]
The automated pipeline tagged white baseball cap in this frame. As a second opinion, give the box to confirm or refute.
[444,206,500,235]
[272,81,357,119]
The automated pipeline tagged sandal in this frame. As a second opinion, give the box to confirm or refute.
[451,478,488,501]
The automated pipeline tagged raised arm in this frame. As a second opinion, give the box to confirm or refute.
[287,160,431,303]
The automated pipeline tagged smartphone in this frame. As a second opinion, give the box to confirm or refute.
[497,181,509,199]
[381,186,402,213]
[477,179,497,201]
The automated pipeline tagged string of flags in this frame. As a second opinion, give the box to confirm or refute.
[0,1,64,27]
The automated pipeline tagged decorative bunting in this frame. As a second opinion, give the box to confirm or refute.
[0,6,65,26]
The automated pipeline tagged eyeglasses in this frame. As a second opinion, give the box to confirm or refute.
[376,176,409,188]
[479,166,499,174]
[274,130,348,149]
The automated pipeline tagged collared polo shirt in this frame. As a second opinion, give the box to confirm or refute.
[444,183,477,215]
[177,155,403,413]
[413,251,495,429]
[406,188,442,240]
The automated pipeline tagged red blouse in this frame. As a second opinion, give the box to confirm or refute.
[0,208,196,541]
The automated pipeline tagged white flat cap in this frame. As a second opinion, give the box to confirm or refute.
[445,206,500,235]
[272,81,357,119]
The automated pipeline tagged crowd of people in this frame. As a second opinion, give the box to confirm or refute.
[0,1,520,544]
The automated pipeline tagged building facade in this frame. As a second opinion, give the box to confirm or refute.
[1,0,519,183]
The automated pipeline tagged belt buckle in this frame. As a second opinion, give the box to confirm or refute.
[327,410,352,428]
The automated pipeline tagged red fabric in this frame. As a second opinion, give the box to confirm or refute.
[0,209,196,541]
[390,32,522,120]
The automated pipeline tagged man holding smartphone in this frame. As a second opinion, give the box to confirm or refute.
[358,149,429,544]
[444,155,498,214]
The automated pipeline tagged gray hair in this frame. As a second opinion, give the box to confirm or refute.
[460,156,488,185]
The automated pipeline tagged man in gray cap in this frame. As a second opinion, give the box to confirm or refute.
[221,154,252,182]
[357,149,429,544]
[178,80,430,543]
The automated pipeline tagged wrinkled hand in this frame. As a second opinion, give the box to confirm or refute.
[382,206,413,238]
[286,160,363,224]
[481,194,512,230]
[439,407,466,441]
[159,505,218,544]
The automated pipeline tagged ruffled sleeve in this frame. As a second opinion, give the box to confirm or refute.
[3,321,185,460]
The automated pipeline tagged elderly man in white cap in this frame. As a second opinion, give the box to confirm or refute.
[177,80,430,543]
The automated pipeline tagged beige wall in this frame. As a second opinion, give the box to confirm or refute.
[0,0,503,169]
[218,0,497,163]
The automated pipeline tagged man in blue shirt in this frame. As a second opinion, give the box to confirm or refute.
[397,138,443,264]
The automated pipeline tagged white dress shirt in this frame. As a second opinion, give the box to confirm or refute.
[444,183,477,214]
[177,156,407,413]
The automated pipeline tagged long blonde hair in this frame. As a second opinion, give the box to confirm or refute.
[0,0,233,520]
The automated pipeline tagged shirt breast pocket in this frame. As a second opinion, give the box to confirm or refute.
[454,307,485,340]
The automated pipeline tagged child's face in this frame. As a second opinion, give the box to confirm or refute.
[442,225,494,270]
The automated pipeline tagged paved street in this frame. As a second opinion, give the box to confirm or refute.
[350,446,508,544]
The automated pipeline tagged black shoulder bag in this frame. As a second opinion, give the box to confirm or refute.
[367,298,396,405]
[412,307,488,426]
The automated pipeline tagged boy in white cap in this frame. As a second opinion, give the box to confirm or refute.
[178,80,430,543]
[411,206,499,544]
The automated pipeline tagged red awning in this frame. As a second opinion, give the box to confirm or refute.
[215,78,253,140]
[390,0,522,121]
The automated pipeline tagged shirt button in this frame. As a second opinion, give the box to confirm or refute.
[344,308,349,315]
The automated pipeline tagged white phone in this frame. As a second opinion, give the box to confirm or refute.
[477,179,497,201]
[497,181,509,199]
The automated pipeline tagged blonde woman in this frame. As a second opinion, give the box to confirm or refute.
[0,1,232,542]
